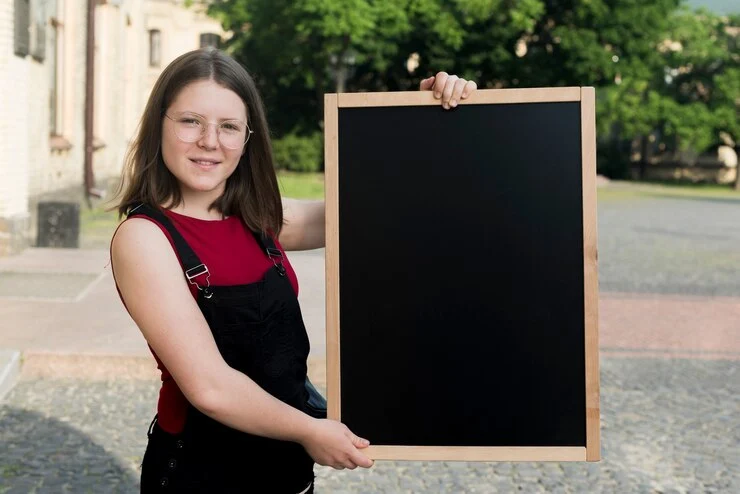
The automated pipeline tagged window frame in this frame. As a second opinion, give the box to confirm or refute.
[149,29,162,68]
[14,0,31,58]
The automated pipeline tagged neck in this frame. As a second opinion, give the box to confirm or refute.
[168,188,226,220]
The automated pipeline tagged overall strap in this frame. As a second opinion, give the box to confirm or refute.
[252,230,287,277]
[126,203,212,295]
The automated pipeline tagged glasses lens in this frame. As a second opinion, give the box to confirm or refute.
[172,115,204,143]
[219,121,248,149]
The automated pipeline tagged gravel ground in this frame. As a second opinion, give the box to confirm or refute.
[1,358,737,493]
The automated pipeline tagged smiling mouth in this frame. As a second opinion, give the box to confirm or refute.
[190,159,221,166]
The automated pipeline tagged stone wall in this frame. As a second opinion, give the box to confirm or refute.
[0,0,33,254]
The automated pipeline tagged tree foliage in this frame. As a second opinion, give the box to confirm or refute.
[662,9,739,151]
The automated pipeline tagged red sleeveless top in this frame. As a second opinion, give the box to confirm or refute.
[111,208,299,434]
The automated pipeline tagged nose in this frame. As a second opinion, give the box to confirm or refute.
[198,123,219,149]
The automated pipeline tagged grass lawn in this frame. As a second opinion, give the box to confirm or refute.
[276,170,325,200]
[597,180,740,202]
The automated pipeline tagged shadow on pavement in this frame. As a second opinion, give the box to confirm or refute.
[0,406,139,493]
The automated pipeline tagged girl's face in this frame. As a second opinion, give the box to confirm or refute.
[161,79,248,202]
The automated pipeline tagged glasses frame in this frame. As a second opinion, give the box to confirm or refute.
[164,112,255,150]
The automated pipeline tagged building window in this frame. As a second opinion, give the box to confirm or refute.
[14,0,31,57]
[30,0,46,62]
[149,29,161,67]
[200,33,220,49]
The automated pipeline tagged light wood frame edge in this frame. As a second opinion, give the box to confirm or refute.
[581,86,601,462]
[324,93,341,421]
[337,87,581,107]
[364,446,587,462]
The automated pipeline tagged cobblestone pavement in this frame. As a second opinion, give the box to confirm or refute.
[1,358,737,493]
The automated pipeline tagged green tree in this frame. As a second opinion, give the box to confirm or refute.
[510,1,737,181]
[348,0,546,91]
[518,1,682,178]
[660,9,739,186]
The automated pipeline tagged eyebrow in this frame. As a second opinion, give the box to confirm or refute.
[176,110,247,122]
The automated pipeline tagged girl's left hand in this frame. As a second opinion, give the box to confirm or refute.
[420,72,478,110]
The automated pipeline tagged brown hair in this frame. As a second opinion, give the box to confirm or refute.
[112,48,282,235]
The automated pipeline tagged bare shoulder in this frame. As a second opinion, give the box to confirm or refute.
[110,217,184,291]
[112,217,168,253]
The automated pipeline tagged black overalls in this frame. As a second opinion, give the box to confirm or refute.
[131,205,316,493]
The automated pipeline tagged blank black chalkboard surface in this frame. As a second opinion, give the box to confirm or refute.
[324,87,600,462]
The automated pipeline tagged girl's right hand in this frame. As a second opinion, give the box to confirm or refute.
[300,419,374,470]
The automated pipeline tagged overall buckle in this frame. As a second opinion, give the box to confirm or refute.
[266,248,286,277]
[185,264,213,298]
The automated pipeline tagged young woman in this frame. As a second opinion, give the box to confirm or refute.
[110,48,477,493]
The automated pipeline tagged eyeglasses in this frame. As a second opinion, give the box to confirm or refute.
[164,112,254,150]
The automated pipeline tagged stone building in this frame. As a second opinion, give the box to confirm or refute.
[0,0,224,255]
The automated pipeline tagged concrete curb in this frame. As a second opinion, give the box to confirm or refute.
[20,351,159,380]
[2,350,327,388]
[0,349,21,401]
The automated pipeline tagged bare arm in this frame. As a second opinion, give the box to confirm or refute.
[279,198,325,251]
[111,219,371,469]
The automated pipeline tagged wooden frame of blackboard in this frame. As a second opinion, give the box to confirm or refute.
[324,87,600,462]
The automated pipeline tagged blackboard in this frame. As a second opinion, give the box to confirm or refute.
[324,88,599,462]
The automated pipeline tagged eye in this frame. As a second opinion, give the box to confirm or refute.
[222,122,243,132]
[182,118,200,125]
